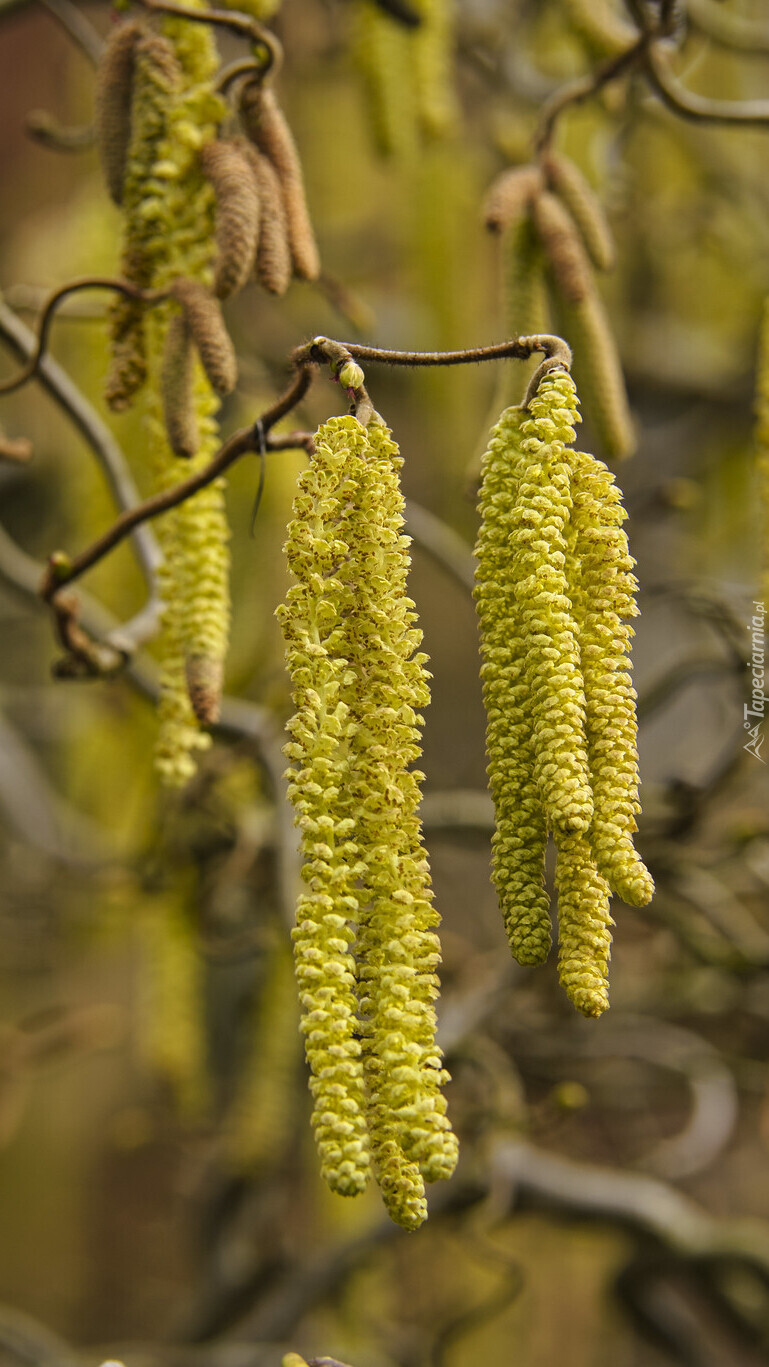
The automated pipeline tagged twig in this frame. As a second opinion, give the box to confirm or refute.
[688,0,769,55]
[533,38,646,152]
[0,277,166,396]
[0,296,161,589]
[39,0,103,64]
[645,43,769,126]
[136,0,282,73]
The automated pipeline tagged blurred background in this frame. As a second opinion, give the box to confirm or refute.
[1,1,769,1364]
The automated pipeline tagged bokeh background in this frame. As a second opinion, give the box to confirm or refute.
[1,1,769,1364]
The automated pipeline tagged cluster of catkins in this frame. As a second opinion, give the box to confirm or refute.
[94,8,319,781]
[474,367,654,1017]
[484,152,634,463]
[277,413,458,1228]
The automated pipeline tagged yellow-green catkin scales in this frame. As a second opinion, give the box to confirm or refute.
[555,832,613,1017]
[571,450,654,907]
[347,420,457,1197]
[513,372,593,835]
[474,406,551,964]
[277,416,372,1198]
[108,10,232,780]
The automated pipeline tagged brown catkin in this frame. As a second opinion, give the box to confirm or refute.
[238,81,320,281]
[185,654,224,724]
[483,164,543,235]
[238,142,293,295]
[542,152,616,273]
[533,190,593,306]
[169,278,237,396]
[200,138,261,299]
[94,19,144,206]
[556,289,636,462]
[160,312,198,458]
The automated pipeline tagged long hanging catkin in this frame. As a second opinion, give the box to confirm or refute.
[99,9,233,782]
[278,412,457,1226]
[473,367,653,1017]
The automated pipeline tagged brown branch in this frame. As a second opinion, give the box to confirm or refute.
[532,38,646,153]
[39,366,314,602]
[135,0,282,74]
[0,277,166,396]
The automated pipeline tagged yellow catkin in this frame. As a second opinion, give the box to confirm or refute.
[278,414,457,1224]
[408,0,458,139]
[513,372,594,835]
[224,936,300,1173]
[105,34,183,411]
[475,406,551,964]
[238,82,320,282]
[200,138,261,299]
[110,10,231,784]
[139,892,210,1117]
[554,288,636,462]
[555,831,613,1018]
[160,311,198,458]
[353,0,418,159]
[571,449,654,907]
[348,419,457,1191]
[94,19,144,206]
[238,140,293,296]
[543,151,616,273]
[277,416,373,1198]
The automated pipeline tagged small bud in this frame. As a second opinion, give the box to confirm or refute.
[338,360,365,390]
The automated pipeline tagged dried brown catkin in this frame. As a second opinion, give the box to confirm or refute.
[238,142,292,296]
[94,20,144,206]
[532,190,593,305]
[199,139,261,300]
[168,278,237,396]
[542,152,615,273]
[238,81,320,282]
[160,313,198,458]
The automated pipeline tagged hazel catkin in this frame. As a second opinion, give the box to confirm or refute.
[200,138,261,299]
[238,80,320,282]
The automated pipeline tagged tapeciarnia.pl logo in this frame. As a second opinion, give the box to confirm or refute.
[744,600,766,763]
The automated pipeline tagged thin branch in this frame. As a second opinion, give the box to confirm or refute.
[688,0,769,54]
[297,332,572,373]
[0,296,161,589]
[645,43,769,126]
[39,0,103,65]
[0,277,166,397]
[136,0,282,73]
[533,38,646,152]
[39,413,312,602]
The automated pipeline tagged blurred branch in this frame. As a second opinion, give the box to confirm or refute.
[0,297,161,588]
[403,501,476,593]
[688,0,769,53]
[39,0,103,64]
